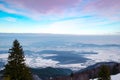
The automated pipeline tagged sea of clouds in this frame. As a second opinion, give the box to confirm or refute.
[0,34,120,71]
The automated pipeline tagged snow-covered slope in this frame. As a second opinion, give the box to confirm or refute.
[111,73,120,80]
[90,73,120,80]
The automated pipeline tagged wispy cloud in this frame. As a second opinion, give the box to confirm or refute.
[4,17,17,22]
[83,0,120,20]
[0,0,120,20]
[4,0,81,13]
[0,0,81,19]
[0,0,120,35]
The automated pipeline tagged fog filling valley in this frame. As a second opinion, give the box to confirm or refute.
[0,34,120,71]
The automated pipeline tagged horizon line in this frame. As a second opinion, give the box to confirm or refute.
[0,32,120,36]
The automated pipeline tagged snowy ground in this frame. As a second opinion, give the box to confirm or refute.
[111,73,120,80]
[90,73,120,80]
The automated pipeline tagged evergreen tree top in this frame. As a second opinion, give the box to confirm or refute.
[4,40,33,80]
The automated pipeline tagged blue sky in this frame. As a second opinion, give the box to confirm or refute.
[0,0,120,35]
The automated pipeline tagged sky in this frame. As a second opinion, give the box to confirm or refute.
[0,0,120,35]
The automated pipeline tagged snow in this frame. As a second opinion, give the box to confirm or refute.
[111,73,120,80]
[90,73,120,80]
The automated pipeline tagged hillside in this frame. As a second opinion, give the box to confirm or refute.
[0,62,120,80]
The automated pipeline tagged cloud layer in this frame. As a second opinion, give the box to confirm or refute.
[83,0,120,20]
[2,0,81,16]
[0,0,120,34]
[0,0,120,20]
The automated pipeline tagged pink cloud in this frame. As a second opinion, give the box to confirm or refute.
[83,0,120,20]
[1,0,120,20]
[84,0,120,11]
[5,0,81,14]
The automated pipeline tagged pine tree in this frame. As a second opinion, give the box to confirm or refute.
[4,40,33,80]
[97,65,111,80]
